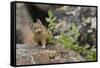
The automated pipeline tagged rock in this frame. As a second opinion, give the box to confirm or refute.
[16,44,85,65]
[16,3,33,44]
[91,17,96,29]
[16,49,34,65]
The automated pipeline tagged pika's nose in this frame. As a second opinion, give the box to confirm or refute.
[37,29,41,34]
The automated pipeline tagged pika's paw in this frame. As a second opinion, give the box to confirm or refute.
[41,45,46,49]
[33,42,38,46]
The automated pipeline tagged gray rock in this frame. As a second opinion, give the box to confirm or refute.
[16,44,85,65]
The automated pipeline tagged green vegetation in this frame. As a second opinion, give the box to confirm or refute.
[46,10,96,61]
[45,10,56,31]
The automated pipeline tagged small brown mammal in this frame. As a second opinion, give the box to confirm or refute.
[29,19,52,48]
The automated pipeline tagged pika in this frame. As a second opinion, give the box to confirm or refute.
[29,19,52,48]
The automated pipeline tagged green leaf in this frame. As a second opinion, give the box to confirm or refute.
[45,18,51,22]
[48,10,53,18]
[52,17,56,22]
[90,48,96,53]
[71,23,76,31]
[84,44,90,49]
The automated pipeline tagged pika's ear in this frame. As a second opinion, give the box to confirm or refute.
[36,19,42,24]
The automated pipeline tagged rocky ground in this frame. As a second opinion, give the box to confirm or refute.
[16,44,85,65]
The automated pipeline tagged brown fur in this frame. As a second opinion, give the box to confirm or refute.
[29,19,52,48]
